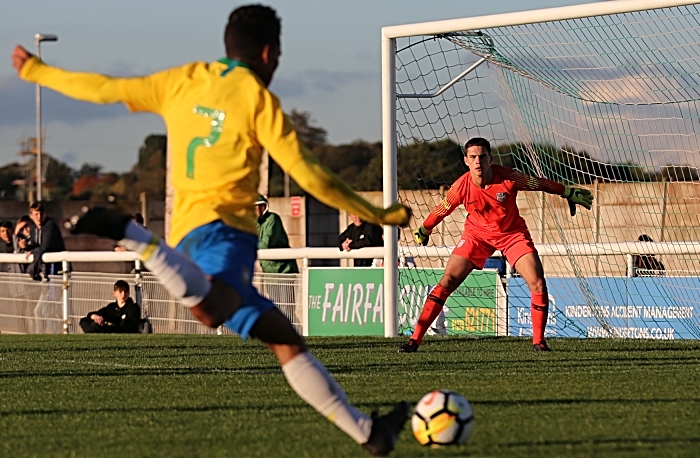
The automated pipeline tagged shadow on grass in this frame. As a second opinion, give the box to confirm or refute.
[502,435,700,449]
[0,365,282,379]
[472,397,700,407]
[0,401,307,418]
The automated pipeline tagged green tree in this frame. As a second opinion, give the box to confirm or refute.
[0,163,24,200]
[289,110,327,149]
[397,139,464,190]
[44,156,75,200]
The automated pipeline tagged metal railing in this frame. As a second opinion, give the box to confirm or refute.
[1,242,696,335]
[0,251,302,335]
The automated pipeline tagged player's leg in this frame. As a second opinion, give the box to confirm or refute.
[249,307,408,455]
[71,208,409,454]
[70,208,215,313]
[399,254,474,353]
[400,233,490,353]
[399,232,495,353]
[203,232,409,456]
[512,252,550,350]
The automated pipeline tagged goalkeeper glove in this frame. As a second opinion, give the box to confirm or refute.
[562,185,593,216]
[413,225,432,246]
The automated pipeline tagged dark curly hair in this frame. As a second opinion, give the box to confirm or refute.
[224,4,281,61]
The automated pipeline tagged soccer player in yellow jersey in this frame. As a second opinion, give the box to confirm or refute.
[12,5,410,456]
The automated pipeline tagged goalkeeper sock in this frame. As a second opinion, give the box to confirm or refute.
[411,284,450,345]
[119,222,211,307]
[531,292,549,344]
[282,352,372,444]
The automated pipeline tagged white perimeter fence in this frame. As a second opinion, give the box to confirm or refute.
[0,242,698,335]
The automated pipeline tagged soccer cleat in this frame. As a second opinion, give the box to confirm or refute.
[68,207,131,240]
[362,401,411,456]
[532,341,552,352]
[398,339,419,353]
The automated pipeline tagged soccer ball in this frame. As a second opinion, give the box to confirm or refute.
[411,389,474,447]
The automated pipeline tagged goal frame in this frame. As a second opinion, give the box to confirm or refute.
[379,0,700,337]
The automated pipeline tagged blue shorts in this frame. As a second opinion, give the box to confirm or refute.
[176,220,275,338]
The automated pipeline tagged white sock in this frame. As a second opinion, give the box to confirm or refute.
[282,352,372,444]
[119,222,211,307]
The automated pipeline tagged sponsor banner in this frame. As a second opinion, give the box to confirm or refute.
[307,268,385,336]
[508,277,700,339]
[306,267,500,336]
[398,268,500,337]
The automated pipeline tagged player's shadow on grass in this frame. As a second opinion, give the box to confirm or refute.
[503,436,700,449]
[0,365,282,379]
[472,397,700,407]
[0,402,308,418]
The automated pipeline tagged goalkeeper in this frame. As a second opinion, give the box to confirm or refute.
[13,5,410,456]
[400,137,592,353]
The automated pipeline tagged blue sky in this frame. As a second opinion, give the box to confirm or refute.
[0,0,588,173]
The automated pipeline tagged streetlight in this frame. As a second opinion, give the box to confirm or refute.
[35,33,58,202]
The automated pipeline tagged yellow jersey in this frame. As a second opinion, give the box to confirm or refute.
[20,57,409,246]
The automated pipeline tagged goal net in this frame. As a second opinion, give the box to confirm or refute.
[385,0,700,339]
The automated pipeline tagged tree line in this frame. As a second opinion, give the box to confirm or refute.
[1,111,697,201]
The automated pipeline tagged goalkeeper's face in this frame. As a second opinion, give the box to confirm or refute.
[464,145,492,177]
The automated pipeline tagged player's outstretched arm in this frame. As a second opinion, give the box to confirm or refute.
[13,50,122,105]
[285,151,410,227]
[562,185,593,216]
[504,167,593,216]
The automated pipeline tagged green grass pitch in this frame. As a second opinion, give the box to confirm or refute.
[1,335,698,457]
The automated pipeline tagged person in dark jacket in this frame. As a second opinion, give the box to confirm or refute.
[338,214,384,267]
[255,195,299,274]
[26,202,66,280]
[0,221,14,253]
[0,221,14,273]
[629,234,666,277]
[80,280,142,333]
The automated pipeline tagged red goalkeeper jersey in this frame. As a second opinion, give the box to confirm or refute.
[423,164,565,235]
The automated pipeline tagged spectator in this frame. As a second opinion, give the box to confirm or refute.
[10,216,33,274]
[255,195,299,274]
[79,280,142,333]
[26,202,66,280]
[0,221,13,254]
[13,216,33,254]
[630,234,666,277]
[0,221,14,273]
[338,214,384,267]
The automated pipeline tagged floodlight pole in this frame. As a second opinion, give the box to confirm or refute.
[35,33,58,202]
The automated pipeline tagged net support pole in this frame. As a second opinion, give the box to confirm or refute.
[382,32,399,337]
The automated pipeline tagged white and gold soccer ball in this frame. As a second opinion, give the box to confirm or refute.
[411,389,474,447]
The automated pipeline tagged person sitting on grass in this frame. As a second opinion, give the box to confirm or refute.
[79,280,142,333]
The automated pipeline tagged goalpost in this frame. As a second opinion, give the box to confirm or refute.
[381,0,700,338]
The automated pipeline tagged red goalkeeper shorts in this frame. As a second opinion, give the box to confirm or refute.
[452,227,537,269]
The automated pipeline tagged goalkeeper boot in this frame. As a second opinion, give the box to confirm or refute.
[362,401,411,456]
[68,207,131,240]
[532,341,552,352]
[398,339,419,353]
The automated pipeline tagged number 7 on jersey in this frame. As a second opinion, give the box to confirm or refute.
[186,106,226,178]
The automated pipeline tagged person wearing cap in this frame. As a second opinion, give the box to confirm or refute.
[255,195,298,274]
